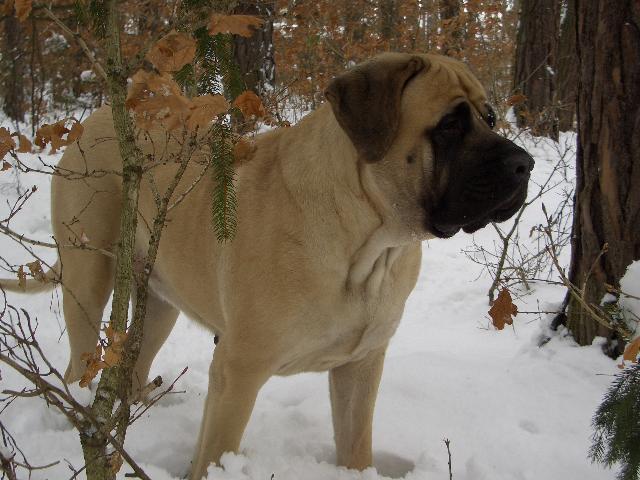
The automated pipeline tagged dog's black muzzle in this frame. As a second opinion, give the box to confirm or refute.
[429,131,535,239]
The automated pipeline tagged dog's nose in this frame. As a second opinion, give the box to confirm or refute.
[505,152,534,181]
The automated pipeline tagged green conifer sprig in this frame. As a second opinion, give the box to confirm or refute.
[589,362,640,480]
[209,123,237,242]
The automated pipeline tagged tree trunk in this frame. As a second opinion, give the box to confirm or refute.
[232,1,275,96]
[562,0,640,352]
[513,0,560,139]
[557,0,577,131]
[1,15,26,124]
[378,0,399,48]
[439,0,462,56]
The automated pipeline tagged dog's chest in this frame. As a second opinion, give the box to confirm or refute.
[277,244,421,374]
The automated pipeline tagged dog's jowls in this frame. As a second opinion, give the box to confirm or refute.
[0,53,533,479]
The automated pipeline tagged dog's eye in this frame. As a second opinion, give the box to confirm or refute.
[485,104,496,129]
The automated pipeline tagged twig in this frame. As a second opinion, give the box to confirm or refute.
[443,438,453,480]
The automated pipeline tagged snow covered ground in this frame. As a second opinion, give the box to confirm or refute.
[0,127,622,480]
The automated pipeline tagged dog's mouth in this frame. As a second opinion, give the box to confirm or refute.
[430,188,526,239]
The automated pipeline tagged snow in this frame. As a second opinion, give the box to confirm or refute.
[617,261,640,337]
[0,127,621,479]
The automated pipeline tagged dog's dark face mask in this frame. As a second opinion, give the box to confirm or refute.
[427,102,534,238]
[325,53,534,241]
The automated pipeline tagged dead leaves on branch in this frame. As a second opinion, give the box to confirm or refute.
[126,70,230,132]
[619,337,640,369]
[79,326,129,388]
[0,127,36,165]
[2,0,32,22]
[146,30,197,73]
[489,288,518,330]
[208,14,264,37]
[35,119,83,154]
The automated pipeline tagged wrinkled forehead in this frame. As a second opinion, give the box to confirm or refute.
[402,54,489,125]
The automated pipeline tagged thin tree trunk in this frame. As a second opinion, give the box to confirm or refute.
[557,0,577,131]
[513,0,560,139]
[562,0,640,353]
[80,0,145,477]
[1,15,26,124]
[232,0,276,96]
[439,0,462,56]
[379,0,399,48]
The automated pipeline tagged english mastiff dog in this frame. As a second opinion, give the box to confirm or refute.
[2,53,533,479]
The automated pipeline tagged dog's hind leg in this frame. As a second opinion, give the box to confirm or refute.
[61,251,115,384]
[131,290,180,392]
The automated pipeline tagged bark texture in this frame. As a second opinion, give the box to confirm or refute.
[439,0,462,56]
[564,0,640,350]
[1,16,25,123]
[232,0,275,96]
[557,0,578,131]
[513,0,560,139]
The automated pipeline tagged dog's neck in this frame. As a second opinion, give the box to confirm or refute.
[265,104,417,295]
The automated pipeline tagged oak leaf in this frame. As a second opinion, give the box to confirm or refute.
[187,94,229,131]
[489,288,518,330]
[17,265,26,291]
[507,94,527,106]
[1,161,10,171]
[233,90,266,119]
[26,260,47,283]
[208,14,264,37]
[146,30,197,73]
[1,0,14,16]
[14,0,30,21]
[103,325,128,367]
[35,120,82,153]
[17,134,32,153]
[66,121,84,144]
[80,344,105,388]
[233,138,256,165]
[0,127,16,159]
[110,453,123,474]
[619,337,640,368]
[127,70,192,131]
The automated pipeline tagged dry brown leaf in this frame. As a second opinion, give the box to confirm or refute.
[103,325,128,367]
[187,94,229,131]
[66,121,84,144]
[2,0,15,16]
[14,0,30,21]
[127,70,193,131]
[208,14,264,37]
[80,344,105,388]
[110,453,123,474]
[233,138,256,165]
[146,30,197,73]
[0,127,16,160]
[507,94,527,106]
[17,265,26,291]
[233,90,267,119]
[620,337,640,368]
[488,288,518,330]
[1,161,11,171]
[26,260,47,283]
[35,120,71,154]
[16,134,32,153]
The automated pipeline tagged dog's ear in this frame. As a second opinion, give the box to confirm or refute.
[325,54,428,163]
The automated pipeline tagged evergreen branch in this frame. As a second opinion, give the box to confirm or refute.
[210,123,237,242]
[590,362,640,480]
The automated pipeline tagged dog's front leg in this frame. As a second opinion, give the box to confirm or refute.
[190,342,270,480]
[329,346,387,471]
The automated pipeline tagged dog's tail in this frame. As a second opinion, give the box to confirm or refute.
[0,260,60,294]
